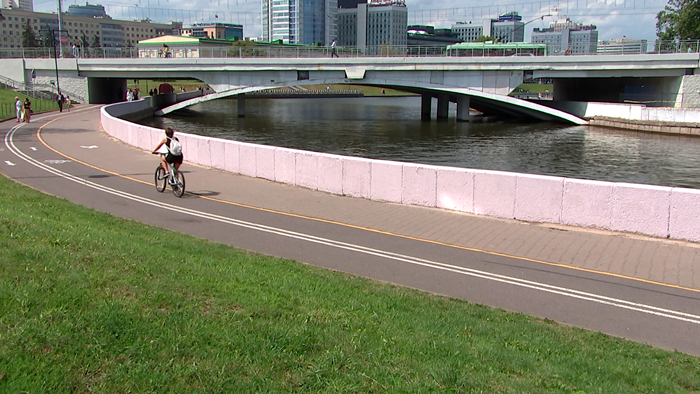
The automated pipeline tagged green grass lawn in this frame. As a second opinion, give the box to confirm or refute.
[0,89,60,121]
[1,174,699,393]
[125,80,411,97]
[512,83,553,95]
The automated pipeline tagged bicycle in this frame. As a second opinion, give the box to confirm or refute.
[155,159,185,197]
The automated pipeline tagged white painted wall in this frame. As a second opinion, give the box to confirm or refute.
[101,100,700,243]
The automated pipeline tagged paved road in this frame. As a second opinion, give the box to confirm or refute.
[2,106,700,355]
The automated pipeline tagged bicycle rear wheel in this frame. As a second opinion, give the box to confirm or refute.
[172,171,185,197]
[155,166,166,192]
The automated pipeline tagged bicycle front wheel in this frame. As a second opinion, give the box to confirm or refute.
[172,171,185,197]
[155,166,166,192]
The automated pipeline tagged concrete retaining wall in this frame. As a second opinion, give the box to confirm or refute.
[101,100,700,243]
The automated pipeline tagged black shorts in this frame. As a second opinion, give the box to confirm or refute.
[165,153,183,164]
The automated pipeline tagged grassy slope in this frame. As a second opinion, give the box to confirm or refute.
[0,174,698,393]
[0,90,59,121]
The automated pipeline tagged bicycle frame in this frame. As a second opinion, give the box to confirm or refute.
[155,155,185,197]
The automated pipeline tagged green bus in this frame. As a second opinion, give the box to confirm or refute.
[446,42,547,57]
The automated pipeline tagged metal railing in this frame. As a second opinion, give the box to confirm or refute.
[246,89,364,97]
[0,74,56,101]
[0,99,59,121]
[2,40,700,60]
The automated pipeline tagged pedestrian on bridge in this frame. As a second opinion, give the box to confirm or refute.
[331,40,339,58]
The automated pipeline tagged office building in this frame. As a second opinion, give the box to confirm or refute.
[2,0,32,12]
[531,18,598,54]
[598,38,647,54]
[67,3,108,18]
[451,21,482,43]
[452,12,525,43]
[0,7,181,48]
[337,0,407,53]
[181,22,243,40]
[262,0,337,45]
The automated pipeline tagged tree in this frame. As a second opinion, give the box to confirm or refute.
[656,0,700,40]
[41,25,55,48]
[228,39,256,56]
[90,34,100,48]
[80,33,89,48]
[22,22,40,48]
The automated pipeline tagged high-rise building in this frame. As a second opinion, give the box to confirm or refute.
[337,0,406,53]
[452,12,524,43]
[262,0,337,45]
[531,18,598,54]
[0,7,181,48]
[2,0,32,12]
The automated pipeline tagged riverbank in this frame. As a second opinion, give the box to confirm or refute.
[589,115,700,135]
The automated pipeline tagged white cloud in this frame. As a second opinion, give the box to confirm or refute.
[34,0,665,41]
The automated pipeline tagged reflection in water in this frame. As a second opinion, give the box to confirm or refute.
[138,96,700,189]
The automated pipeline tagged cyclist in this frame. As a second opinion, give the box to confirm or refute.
[152,127,183,175]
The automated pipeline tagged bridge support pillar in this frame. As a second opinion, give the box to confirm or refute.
[421,94,432,120]
[237,94,245,117]
[456,96,470,122]
[437,95,449,120]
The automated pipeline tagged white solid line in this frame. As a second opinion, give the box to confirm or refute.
[5,123,700,326]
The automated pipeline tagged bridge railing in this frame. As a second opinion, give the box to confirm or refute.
[2,40,700,60]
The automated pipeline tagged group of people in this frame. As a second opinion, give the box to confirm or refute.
[71,43,82,58]
[14,97,33,123]
[56,91,72,112]
[126,88,140,101]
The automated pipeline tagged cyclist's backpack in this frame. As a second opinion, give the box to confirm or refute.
[168,137,182,156]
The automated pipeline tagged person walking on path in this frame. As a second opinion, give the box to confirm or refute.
[23,98,32,123]
[331,40,339,58]
[57,91,65,112]
[15,97,22,123]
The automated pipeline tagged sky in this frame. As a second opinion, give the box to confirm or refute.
[32,0,668,42]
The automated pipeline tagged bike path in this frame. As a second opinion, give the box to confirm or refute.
[2,106,700,355]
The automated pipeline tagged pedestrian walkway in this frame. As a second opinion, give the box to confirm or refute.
[26,106,700,292]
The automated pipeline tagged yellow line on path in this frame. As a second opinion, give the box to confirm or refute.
[34,112,700,295]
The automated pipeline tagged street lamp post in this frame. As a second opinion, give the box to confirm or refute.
[44,28,68,97]
[56,0,64,58]
[512,14,552,43]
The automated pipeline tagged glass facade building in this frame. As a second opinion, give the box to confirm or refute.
[262,0,336,45]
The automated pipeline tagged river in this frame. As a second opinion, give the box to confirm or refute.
[137,96,700,189]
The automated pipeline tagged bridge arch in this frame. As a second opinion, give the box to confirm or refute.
[155,79,587,125]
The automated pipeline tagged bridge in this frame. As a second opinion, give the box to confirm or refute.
[1,52,698,123]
